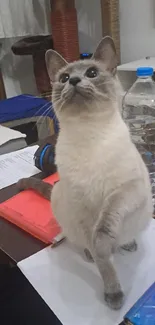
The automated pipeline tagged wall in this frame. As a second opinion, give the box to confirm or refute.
[75,0,102,53]
[1,38,38,97]
[119,0,155,63]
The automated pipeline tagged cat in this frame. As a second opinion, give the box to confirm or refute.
[18,36,153,310]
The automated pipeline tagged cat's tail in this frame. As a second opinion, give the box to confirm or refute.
[17,177,53,201]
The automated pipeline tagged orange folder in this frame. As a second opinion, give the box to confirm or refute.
[0,173,63,244]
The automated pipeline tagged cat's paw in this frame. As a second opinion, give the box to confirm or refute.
[121,240,138,252]
[104,291,124,310]
[17,178,27,190]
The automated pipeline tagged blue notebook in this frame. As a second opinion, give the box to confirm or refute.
[0,94,59,133]
[124,282,155,325]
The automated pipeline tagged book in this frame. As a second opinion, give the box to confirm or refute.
[0,137,27,155]
[0,173,63,245]
[0,125,26,147]
[124,282,155,325]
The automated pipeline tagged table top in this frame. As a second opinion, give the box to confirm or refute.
[118,57,155,71]
[18,220,155,325]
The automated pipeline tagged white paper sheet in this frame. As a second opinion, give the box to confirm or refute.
[0,125,26,146]
[0,145,39,189]
[18,220,155,325]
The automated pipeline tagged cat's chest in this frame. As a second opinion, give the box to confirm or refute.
[55,129,132,200]
[55,136,108,204]
[56,136,102,174]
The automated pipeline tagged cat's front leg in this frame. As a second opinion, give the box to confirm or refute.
[51,181,65,226]
[92,206,124,310]
[93,229,124,310]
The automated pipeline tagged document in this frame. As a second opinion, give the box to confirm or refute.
[0,145,39,189]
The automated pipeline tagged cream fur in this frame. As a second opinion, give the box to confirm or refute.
[51,105,152,249]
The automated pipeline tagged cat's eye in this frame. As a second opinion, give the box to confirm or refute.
[59,73,70,83]
[85,67,98,78]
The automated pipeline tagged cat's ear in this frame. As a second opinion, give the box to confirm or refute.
[45,50,68,82]
[93,36,117,74]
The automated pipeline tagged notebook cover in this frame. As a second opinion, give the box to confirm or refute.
[0,173,62,244]
[0,95,59,133]
[124,282,155,325]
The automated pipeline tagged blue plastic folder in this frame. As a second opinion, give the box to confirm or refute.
[124,282,155,325]
[0,94,59,133]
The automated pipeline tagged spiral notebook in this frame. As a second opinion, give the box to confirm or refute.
[0,173,63,245]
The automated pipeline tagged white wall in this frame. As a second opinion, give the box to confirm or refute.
[120,0,155,63]
[75,0,102,53]
[1,38,38,98]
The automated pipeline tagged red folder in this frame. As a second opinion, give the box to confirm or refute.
[0,173,63,244]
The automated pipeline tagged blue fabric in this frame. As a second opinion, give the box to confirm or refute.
[0,94,59,133]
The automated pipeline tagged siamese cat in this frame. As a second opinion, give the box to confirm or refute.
[18,36,153,310]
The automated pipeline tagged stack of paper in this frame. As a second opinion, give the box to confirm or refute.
[0,145,39,189]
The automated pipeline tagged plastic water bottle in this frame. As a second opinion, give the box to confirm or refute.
[123,67,155,211]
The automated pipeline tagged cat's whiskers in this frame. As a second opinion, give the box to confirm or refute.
[53,89,61,96]
[32,105,52,131]
[19,92,52,101]
[36,105,54,135]
[42,94,52,101]
[93,89,110,100]
[40,90,52,96]
[95,80,113,88]
[32,101,51,118]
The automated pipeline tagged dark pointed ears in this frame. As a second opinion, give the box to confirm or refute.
[45,36,117,81]
[45,50,68,82]
[93,36,118,73]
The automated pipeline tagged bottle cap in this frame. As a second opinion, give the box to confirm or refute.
[136,67,154,77]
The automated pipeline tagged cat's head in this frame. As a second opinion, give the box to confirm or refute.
[46,36,118,118]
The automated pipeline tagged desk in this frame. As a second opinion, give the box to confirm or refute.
[18,220,155,325]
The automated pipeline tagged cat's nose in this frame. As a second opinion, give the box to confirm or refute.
[69,77,81,86]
